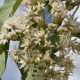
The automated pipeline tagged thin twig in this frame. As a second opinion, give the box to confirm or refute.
[72,5,79,17]
[45,13,51,21]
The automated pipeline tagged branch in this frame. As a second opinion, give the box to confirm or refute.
[72,5,79,17]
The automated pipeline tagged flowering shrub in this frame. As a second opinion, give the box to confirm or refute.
[0,0,80,80]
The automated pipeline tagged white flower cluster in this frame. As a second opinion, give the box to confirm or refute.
[1,0,80,80]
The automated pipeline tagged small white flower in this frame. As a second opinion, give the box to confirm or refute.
[34,16,45,26]
[51,1,59,13]
[44,40,53,48]
[34,30,45,38]
[19,59,26,69]
[37,1,45,11]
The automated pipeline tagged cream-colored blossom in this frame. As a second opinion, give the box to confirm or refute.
[34,29,45,39]
[34,16,45,26]
[51,1,59,13]
[22,0,30,5]
[19,59,27,69]
[44,40,53,48]
[48,23,57,31]
[43,50,51,61]
[57,27,68,33]
[0,0,77,79]
[36,1,45,11]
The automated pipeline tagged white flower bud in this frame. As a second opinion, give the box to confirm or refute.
[48,23,57,31]
[34,16,45,26]
[57,27,68,33]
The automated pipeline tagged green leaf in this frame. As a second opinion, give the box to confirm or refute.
[48,4,52,13]
[72,33,80,38]
[48,33,60,44]
[25,64,34,80]
[0,45,5,77]
[0,42,9,78]
[10,0,23,15]
[0,50,5,78]
[0,0,22,78]
[21,64,34,80]
[0,0,22,27]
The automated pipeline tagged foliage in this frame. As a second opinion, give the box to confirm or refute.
[0,0,22,78]
[0,0,80,80]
